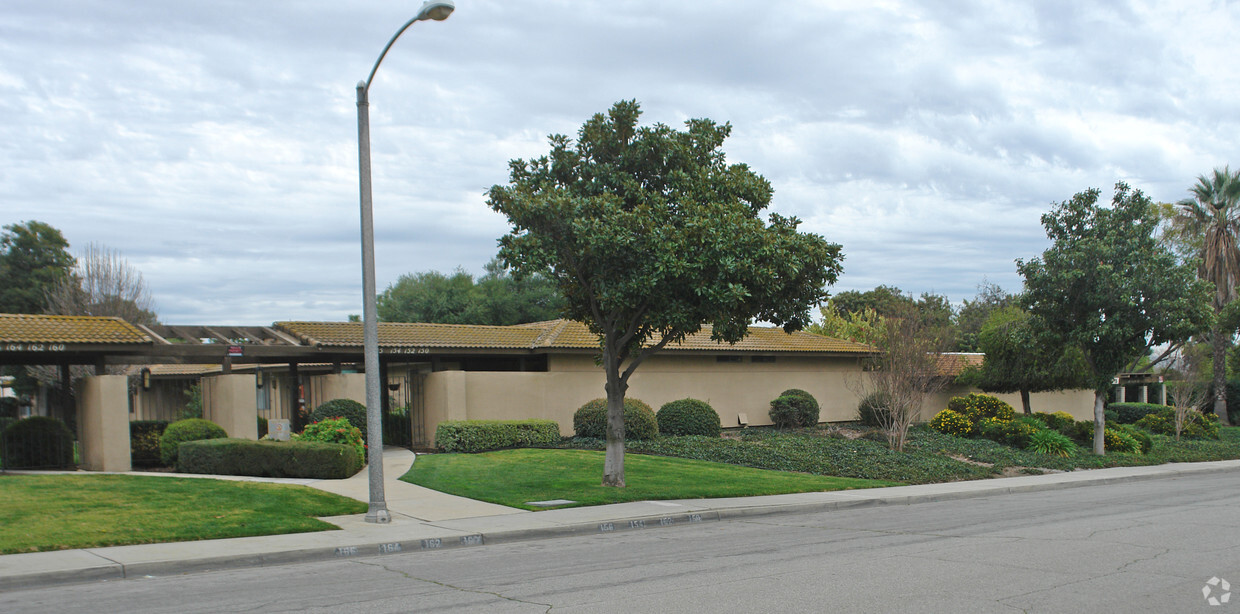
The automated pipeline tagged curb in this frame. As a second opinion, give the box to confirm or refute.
[3,460,1237,591]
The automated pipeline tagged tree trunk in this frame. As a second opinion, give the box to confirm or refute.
[1213,323,1231,425]
[601,347,627,488]
[1020,389,1032,415]
[1093,390,1106,456]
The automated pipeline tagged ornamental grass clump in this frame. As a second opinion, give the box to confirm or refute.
[295,417,364,464]
[1026,429,1075,457]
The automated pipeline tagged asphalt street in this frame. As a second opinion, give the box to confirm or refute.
[5,469,1238,613]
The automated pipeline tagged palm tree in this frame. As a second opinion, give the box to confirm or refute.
[1177,166,1240,425]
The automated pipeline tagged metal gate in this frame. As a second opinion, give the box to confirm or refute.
[387,370,428,450]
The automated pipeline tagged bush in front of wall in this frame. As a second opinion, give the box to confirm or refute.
[947,393,1016,425]
[294,416,364,464]
[929,409,972,437]
[308,399,368,440]
[573,398,659,440]
[1103,427,1141,454]
[435,419,561,452]
[159,418,227,466]
[856,392,891,427]
[770,393,820,429]
[1033,411,1076,434]
[657,399,721,437]
[130,420,170,466]
[2,416,74,469]
[177,438,363,478]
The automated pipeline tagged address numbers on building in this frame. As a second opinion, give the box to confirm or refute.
[4,344,67,352]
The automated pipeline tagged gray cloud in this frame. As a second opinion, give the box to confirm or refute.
[3,0,1239,324]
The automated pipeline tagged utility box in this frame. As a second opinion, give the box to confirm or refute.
[269,419,291,441]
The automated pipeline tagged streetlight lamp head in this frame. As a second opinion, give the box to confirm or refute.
[416,1,455,22]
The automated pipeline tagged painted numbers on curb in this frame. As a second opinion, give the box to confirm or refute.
[460,535,483,546]
[688,514,702,523]
[421,538,442,549]
[334,546,358,557]
[598,522,615,533]
[378,542,402,554]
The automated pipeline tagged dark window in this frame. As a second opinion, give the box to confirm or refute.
[751,356,776,363]
[716,356,743,363]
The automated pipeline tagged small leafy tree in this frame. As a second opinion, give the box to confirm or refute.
[1018,183,1212,454]
[958,306,1087,414]
[488,100,843,486]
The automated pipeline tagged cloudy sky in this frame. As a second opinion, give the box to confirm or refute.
[3,1,1238,325]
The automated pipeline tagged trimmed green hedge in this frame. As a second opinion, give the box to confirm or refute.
[435,419,561,453]
[1109,402,1166,424]
[160,418,227,466]
[177,438,363,478]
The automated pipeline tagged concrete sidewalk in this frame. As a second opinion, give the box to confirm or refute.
[2,450,1238,592]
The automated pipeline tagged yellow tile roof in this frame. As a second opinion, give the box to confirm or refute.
[276,319,873,354]
[936,353,984,377]
[0,314,151,344]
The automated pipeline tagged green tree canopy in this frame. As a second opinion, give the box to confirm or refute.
[958,305,1087,414]
[953,281,1017,352]
[376,258,563,326]
[0,221,75,314]
[830,285,954,345]
[487,100,843,486]
[1018,183,1212,454]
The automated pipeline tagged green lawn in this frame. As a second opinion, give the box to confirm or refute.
[400,448,901,510]
[0,474,366,554]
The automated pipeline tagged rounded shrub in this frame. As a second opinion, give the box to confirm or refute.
[160,418,227,466]
[947,393,1015,425]
[573,398,658,440]
[1103,427,1141,454]
[1033,411,1076,433]
[770,394,819,429]
[856,392,891,427]
[657,398,721,437]
[929,409,972,437]
[2,416,74,469]
[1112,424,1152,454]
[294,416,364,464]
[309,398,368,439]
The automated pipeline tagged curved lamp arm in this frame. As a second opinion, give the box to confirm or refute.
[362,1,455,93]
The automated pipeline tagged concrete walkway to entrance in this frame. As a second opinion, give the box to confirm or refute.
[2,451,1238,591]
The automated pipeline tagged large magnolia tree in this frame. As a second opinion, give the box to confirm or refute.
[487,100,843,486]
[1019,183,1211,454]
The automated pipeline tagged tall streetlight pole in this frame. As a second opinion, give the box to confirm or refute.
[357,0,454,524]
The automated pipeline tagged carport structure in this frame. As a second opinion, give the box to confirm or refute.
[0,314,374,472]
